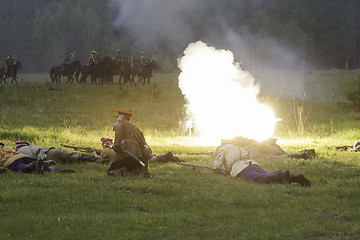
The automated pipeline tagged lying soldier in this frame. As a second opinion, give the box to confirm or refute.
[0,142,73,174]
[15,141,101,164]
[227,136,313,160]
[213,138,311,187]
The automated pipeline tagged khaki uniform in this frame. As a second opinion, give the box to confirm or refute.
[100,147,116,162]
[113,120,147,163]
[0,146,30,167]
[62,55,71,65]
[213,143,258,177]
[17,145,92,163]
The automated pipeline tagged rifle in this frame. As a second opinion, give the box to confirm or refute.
[186,152,214,156]
[61,144,102,155]
[335,146,352,151]
[176,162,228,175]
[70,50,75,61]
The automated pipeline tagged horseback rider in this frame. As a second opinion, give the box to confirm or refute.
[113,49,122,64]
[88,50,98,72]
[62,52,72,75]
[139,52,146,66]
[5,55,15,77]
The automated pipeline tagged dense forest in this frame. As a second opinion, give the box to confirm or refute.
[0,0,359,72]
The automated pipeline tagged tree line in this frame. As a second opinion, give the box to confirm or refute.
[0,0,359,72]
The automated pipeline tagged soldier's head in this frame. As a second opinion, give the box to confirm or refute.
[116,109,133,121]
[92,51,97,55]
[15,141,30,151]
[101,138,113,149]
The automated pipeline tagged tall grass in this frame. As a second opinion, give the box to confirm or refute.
[1,70,360,239]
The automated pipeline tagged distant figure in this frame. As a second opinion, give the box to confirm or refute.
[113,49,122,63]
[5,55,15,77]
[62,52,72,74]
[88,51,98,72]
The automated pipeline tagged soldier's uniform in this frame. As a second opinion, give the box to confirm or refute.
[62,52,72,74]
[96,138,116,164]
[213,138,311,186]
[16,141,100,164]
[139,53,146,66]
[107,109,152,177]
[5,55,15,76]
[88,51,98,72]
[113,49,122,63]
[1,144,45,173]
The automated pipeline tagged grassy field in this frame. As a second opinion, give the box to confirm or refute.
[1,70,360,239]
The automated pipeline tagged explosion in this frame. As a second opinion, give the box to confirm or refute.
[178,41,278,145]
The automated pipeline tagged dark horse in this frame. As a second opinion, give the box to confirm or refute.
[138,60,159,85]
[50,60,81,84]
[113,58,132,84]
[1,61,22,84]
[76,64,102,84]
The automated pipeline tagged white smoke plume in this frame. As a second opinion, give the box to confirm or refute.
[110,0,306,97]
[178,41,278,145]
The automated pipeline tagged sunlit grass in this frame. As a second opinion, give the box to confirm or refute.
[1,70,360,239]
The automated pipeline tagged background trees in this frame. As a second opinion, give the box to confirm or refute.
[0,0,359,72]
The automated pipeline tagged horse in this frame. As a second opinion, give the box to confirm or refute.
[2,61,22,84]
[50,60,81,84]
[75,65,90,84]
[138,60,159,85]
[115,58,132,84]
[0,67,5,84]
[98,56,115,84]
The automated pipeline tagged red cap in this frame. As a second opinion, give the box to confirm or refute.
[15,141,30,146]
[116,109,133,117]
[101,138,113,142]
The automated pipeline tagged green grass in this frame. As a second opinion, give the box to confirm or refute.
[1,70,360,239]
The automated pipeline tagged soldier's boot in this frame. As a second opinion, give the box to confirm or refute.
[133,168,152,178]
[78,153,100,163]
[266,170,291,184]
[23,160,43,174]
[47,166,75,174]
[290,173,311,187]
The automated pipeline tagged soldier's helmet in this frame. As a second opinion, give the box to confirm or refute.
[116,49,120,52]
[92,50,97,54]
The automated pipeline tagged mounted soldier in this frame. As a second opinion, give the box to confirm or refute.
[62,52,72,75]
[139,52,146,67]
[88,50,98,72]
[5,55,15,77]
[113,49,122,64]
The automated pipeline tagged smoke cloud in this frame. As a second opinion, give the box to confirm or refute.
[110,0,306,97]
[178,41,278,145]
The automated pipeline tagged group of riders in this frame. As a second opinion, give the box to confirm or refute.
[59,49,155,85]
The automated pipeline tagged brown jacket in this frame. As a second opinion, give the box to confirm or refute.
[112,120,146,163]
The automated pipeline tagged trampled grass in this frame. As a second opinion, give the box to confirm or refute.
[1,70,360,239]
